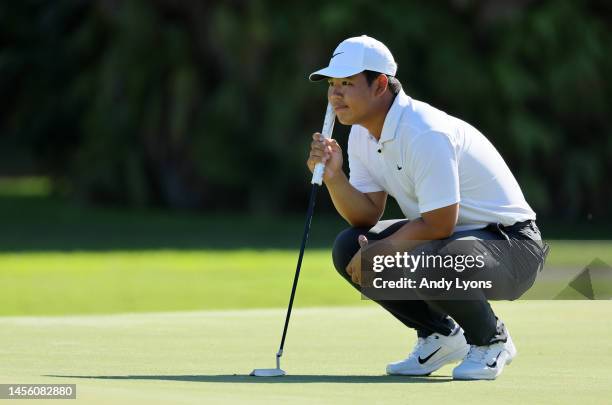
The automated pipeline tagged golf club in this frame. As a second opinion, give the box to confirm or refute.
[250,102,336,377]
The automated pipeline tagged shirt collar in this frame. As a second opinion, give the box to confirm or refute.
[379,89,410,144]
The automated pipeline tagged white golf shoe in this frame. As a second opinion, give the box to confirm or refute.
[386,327,469,376]
[452,320,517,380]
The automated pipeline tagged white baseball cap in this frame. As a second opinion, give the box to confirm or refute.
[309,35,397,81]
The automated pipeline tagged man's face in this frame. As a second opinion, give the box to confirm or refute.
[327,73,377,125]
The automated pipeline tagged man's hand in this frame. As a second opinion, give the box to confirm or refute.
[306,132,343,182]
[346,235,369,285]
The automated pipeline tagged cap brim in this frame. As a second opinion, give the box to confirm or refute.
[308,65,364,82]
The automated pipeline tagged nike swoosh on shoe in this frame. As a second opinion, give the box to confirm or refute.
[486,352,502,368]
[418,347,441,364]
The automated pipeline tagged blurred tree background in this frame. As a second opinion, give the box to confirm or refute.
[1,0,611,220]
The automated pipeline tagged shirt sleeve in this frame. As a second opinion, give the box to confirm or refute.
[347,126,384,193]
[408,131,460,213]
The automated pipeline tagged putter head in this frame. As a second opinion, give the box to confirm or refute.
[250,368,286,377]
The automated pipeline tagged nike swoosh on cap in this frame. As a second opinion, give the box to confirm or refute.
[418,347,441,364]
[331,51,344,58]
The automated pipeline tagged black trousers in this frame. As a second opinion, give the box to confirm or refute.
[331,219,548,345]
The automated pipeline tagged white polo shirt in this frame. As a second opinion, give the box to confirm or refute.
[347,89,536,230]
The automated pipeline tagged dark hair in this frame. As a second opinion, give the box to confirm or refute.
[363,70,402,95]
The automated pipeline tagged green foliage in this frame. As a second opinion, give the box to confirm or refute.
[1,0,611,218]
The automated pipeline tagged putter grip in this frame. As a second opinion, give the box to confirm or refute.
[311,103,336,185]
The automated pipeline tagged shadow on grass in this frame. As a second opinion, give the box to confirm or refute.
[0,196,347,252]
[45,374,451,384]
[2,195,611,252]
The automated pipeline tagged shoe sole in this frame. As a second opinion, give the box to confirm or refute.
[387,345,469,376]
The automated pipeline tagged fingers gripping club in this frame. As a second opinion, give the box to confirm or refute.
[311,103,336,185]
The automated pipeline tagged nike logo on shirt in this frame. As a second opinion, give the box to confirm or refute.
[418,347,441,364]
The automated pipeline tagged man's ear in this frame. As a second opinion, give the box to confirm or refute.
[375,74,389,97]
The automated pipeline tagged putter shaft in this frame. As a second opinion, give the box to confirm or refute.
[276,183,319,360]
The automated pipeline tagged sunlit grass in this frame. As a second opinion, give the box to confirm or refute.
[0,250,353,316]
[0,176,51,196]
[1,241,611,316]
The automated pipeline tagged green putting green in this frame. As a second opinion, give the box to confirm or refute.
[1,302,611,404]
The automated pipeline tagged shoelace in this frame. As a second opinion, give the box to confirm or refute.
[408,334,440,359]
[465,345,489,363]
[407,338,425,359]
